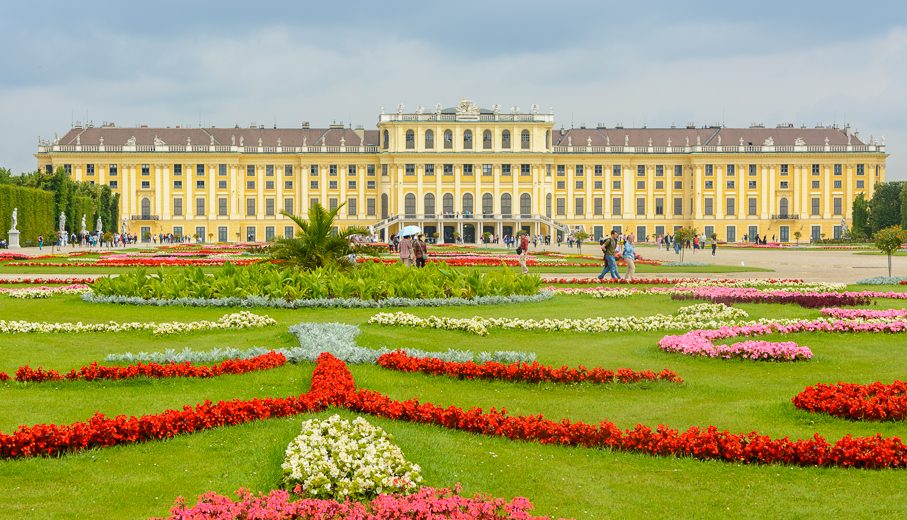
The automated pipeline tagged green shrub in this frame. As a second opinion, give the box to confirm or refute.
[91,262,542,301]
[0,185,55,245]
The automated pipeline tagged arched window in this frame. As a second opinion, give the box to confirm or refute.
[501,193,512,218]
[424,129,434,149]
[381,193,389,219]
[545,193,552,217]
[424,193,435,217]
[405,130,415,150]
[442,193,454,215]
[141,197,151,218]
[382,130,389,150]
[483,130,492,149]
[463,130,473,149]
[462,193,474,214]
[404,193,416,218]
[502,130,511,149]
[520,130,530,150]
[443,130,453,149]
[779,197,789,216]
[520,193,531,217]
[482,193,493,217]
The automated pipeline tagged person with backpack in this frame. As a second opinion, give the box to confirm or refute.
[517,232,530,274]
[597,229,621,280]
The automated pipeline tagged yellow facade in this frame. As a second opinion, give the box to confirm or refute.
[36,100,887,243]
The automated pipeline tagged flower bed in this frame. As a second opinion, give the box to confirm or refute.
[793,380,907,421]
[13,352,286,383]
[0,285,91,299]
[0,276,98,285]
[820,308,907,320]
[0,311,275,336]
[6,352,907,469]
[162,486,545,520]
[281,415,421,499]
[666,287,873,308]
[856,276,907,285]
[543,286,637,297]
[368,303,758,336]
[5,257,259,267]
[376,350,683,384]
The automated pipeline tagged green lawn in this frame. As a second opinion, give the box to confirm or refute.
[1,290,907,518]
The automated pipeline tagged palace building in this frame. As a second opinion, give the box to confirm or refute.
[36,99,887,244]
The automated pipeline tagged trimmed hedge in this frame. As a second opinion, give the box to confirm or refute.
[0,185,55,245]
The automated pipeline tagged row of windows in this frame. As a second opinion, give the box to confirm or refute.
[148,196,372,218]
[395,129,534,150]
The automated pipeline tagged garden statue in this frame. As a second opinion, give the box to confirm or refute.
[81,214,87,234]
[96,216,103,234]
[10,208,17,231]
[122,217,128,233]
[59,212,67,245]
[8,207,20,248]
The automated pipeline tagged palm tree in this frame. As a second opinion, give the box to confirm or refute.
[270,202,370,270]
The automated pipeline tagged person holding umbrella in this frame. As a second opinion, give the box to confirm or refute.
[398,225,420,267]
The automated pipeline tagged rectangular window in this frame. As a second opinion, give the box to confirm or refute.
[502,164,512,176]
[285,165,293,176]
[86,164,95,175]
[748,180,757,189]
[781,164,789,175]
[366,180,376,189]
[141,181,150,189]
[576,180,584,189]
[63,164,72,174]
[655,165,664,177]
[857,164,865,175]
[348,165,356,175]
[833,180,842,189]
[856,180,865,189]
[482,164,492,176]
[749,164,757,176]
[246,198,256,216]
[425,164,435,176]
[636,180,645,190]
[109,181,118,188]
[405,164,415,176]
[109,164,118,176]
[655,197,664,215]
[726,197,736,216]
[367,198,376,216]
[218,180,227,189]
[748,197,757,216]
[674,180,682,190]
[780,181,789,189]
[636,197,645,215]
[575,197,584,215]
[704,197,714,216]
[247,165,256,177]
[285,180,294,189]
[195,197,205,216]
[141,164,150,176]
[594,165,603,176]
[726,225,736,243]
[811,197,820,216]
[265,198,275,216]
[613,165,621,176]
[218,198,228,216]
[219,164,227,176]
[557,165,565,176]
[265,181,275,190]
[245,226,255,242]
[310,165,318,176]
[727,164,735,176]
[593,197,603,215]
[704,180,714,189]
[705,164,713,176]
[329,181,338,189]
[329,165,337,176]
[347,198,357,216]
[833,197,842,215]
[556,181,566,189]
[463,164,473,176]
[173,180,183,189]
[674,165,682,177]
[196,180,205,189]
[812,164,820,175]
[173,198,183,217]
[834,164,842,175]
[246,181,255,189]
[347,180,356,189]
[265,226,275,241]
[174,164,182,176]
[613,180,621,189]
[443,164,453,176]
[284,226,294,239]
[555,197,566,216]
[594,181,603,189]
[197,164,205,176]
[673,197,683,216]
[329,198,338,210]
[576,165,584,176]
[284,197,293,214]
[521,164,531,176]
[637,165,646,176]
[310,197,319,208]
[381,164,388,176]
[218,226,228,242]
[726,180,735,189]
[173,226,183,238]
[612,197,622,215]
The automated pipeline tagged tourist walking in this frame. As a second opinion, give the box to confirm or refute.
[710,234,717,256]
[517,232,530,274]
[413,234,428,268]
[622,234,636,281]
[597,229,621,280]
[399,234,414,267]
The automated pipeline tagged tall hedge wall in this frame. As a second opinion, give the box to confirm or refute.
[0,185,55,245]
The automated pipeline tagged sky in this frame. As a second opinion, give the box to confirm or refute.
[1,0,905,178]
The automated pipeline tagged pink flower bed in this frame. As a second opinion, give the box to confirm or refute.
[666,287,873,308]
[820,308,907,320]
[161,486,547,520]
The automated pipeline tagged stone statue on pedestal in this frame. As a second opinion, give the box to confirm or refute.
[81,214,87,235]
[59,212,67,245]
[122,217,128,234]
[96,216,103,234]
[10,208,17,231]
[8,207,20,249]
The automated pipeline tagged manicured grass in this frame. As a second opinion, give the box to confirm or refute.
[2,290,907,518]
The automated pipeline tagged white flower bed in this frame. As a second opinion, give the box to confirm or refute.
[670,280,847,291]
[368,303,775,336]
[106,322,536,364]
[1,285,92,299]
[281,415,422,500]
[0,311,275,336]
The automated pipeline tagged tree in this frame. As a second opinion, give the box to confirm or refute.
[793,230,802,245]
[852,192,870,239]
[270,202,371,270]
[901,183,907,230]
[573,230,589,252]
[869,182,904,233]
[873,225,907,278]
[674,227,698,262]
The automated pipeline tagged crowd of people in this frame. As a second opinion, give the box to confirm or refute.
[655,233,718,256]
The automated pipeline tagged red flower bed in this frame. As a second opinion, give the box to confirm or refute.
[5,352,907,469]
[0,277,97,285]
[901,280,907,286]
[793,380,907,421]
[162,486,545,520]
[376,350,683,384]
[14,352,286,383]
[5,258,258,267]
[0,253,30,261]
